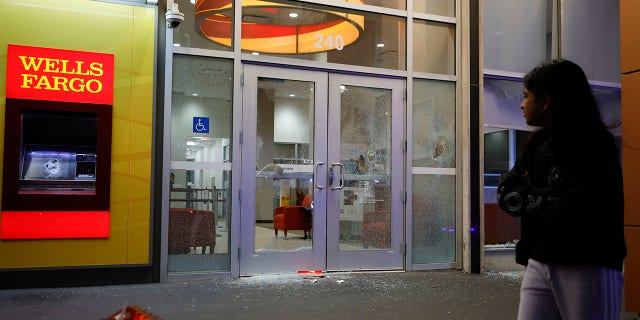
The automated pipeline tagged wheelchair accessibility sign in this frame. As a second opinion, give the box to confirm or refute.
[193,117,210,133]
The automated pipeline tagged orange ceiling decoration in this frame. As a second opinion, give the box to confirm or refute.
[195,0,365,54]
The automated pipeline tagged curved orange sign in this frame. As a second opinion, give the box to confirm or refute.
[196,0,365,54]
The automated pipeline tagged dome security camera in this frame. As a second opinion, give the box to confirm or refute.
[166,2,184,28]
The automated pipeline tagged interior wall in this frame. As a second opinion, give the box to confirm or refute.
[274,97,310,144]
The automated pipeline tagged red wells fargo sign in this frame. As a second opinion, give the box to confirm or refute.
[6,44,114,105]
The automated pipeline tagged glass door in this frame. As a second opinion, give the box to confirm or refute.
[240,65,328,275]
[326,74,405,271]
[240,65,404,275]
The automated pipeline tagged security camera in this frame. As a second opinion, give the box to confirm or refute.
[166,2,184,28]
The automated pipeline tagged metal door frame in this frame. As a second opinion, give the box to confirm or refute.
[239,64,405,274]
[326,73,405,271]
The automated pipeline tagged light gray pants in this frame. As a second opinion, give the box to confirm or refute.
[518,259,623,320]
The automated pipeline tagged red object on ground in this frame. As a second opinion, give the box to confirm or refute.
[297,269,324,277]
[104,305,161,320]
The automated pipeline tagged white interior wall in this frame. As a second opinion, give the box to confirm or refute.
[274,97,310,144]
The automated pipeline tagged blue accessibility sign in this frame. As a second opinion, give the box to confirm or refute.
[193,117,210,133]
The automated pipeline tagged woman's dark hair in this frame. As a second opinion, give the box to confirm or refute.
[523,59,613,148]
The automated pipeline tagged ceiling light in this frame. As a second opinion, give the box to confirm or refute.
[192,93,198,96]
[289,12,299,18]
[252,52,260,55]
[173,43,181,47]
[289,94,295,97]
[376,43,385,48]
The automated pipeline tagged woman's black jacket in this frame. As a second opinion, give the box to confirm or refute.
[497,129,626,271]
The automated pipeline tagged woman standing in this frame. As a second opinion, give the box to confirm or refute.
[497,59,627,320]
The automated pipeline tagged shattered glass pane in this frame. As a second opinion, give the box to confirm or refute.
[412,79,455,168]
[412,174,456,264]
[339,85,392,251]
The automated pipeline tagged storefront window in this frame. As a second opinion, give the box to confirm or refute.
[412,79,456,167]
[482,81,621,248]
[483,0,551,73]
[411,79,456,264]
[483,129,530,247]
[338,0,406,11]
[413,20,455,75]
[171,0,233,51]
[169,55,233,272]
[412,175,456,263]
[240,0,406,70]
[562,0,620,83]
[413,0,455,17]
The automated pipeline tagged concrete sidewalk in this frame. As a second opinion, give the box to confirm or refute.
[0,270,637,320]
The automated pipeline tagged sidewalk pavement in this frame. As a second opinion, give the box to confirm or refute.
[0,270,638,320]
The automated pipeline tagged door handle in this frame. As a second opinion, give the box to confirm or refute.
[314,162,325,189]
[330,162,344,190]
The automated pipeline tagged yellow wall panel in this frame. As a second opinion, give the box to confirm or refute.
[126,6,156,263]
[0,0,155,269]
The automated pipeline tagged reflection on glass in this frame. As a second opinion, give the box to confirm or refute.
[169,55,233,272]
[338,85,392,251]
[413,20,455,75]
[483,129,527,247]
[412,174,456,263]
[339,0,406,10]
[412,79,456,167]
[593,88,622,137]
[172,0,233,51]
[484,130,510,175]
[483,78,528,130]
[255,77,315,253]
[413,0,455,16]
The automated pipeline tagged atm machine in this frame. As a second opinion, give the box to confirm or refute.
[1,44,114,240]
[1,100,112,239]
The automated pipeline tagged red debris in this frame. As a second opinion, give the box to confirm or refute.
[103,305,161,320]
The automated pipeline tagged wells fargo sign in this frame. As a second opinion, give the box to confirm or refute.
[6,44,114,104]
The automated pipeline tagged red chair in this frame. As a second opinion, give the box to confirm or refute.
[169,208,216,254]
[362,210,390,249]
[273,195,312,239]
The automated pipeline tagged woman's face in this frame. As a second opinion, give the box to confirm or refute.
[520,87,547,127]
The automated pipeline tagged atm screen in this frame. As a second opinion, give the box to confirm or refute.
[18,110,98,194]
[20,146,97,193]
